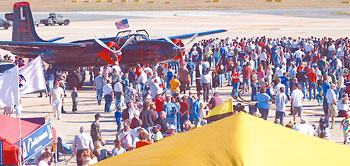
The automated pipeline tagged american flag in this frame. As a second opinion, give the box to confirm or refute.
[115,19,129,30]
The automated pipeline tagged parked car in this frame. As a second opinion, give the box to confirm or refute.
[39,13,70,26]
[0,17,12,30]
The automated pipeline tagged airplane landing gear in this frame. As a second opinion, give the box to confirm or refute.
[66,71,83,89]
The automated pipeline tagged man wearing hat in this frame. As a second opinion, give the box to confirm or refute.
[326,83,338,129]
[49,81,64,120]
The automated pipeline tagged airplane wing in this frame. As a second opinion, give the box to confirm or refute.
[0,41,87,58]
[0,41,86,49]
[165,29,227,40]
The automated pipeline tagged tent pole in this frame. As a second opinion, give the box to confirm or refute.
[18,114,22,166]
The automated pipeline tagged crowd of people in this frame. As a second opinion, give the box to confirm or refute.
[67,35,350,165]
[3,35,350,165]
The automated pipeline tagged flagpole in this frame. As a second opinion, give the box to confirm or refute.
[40,56,58,166]
[18,109,22,166]
[14,65,22,166]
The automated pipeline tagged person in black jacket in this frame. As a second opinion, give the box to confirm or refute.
[211,72,219,96]
[296,70,307,99]
[216,61,226,87]
[155,111,168,134]
[195,61,203,97]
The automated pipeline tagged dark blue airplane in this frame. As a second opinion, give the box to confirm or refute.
[0,2,226,88]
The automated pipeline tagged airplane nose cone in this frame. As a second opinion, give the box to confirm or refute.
[145,40,177,62]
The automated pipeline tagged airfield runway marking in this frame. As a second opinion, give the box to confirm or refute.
[282,12,291,17]
[230,27,280,30]
[235,90,324,116]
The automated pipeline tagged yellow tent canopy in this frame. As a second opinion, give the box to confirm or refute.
[94,112,350,166]
[205,98,233,121]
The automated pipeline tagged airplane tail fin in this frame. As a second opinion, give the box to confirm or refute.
[12,2,44,42]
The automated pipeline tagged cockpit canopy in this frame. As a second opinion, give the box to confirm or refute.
[116,29,150,45]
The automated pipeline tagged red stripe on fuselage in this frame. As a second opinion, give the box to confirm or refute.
[14,2,30,8]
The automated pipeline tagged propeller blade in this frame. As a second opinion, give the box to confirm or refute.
[94,37,117,53]
[162,35,176,45]
[185,33,198,47]
[118,35,135,51]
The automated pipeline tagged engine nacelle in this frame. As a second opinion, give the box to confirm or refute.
[96,41,120,64]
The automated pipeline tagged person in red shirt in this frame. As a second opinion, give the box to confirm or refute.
[135,64,143,77]
[135,131,152,148]
[312,51,321,64]
[154,94,165,117]
[297,64,303,72]
[179,96,189,132]
[242,62,252,94]
[308,68,317,100]
[304,63,311,77]
[231,67,240,98]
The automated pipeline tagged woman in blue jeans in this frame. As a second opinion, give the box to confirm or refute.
[217,63,225,87]
[253,88,271,120]
[103,80,114,113]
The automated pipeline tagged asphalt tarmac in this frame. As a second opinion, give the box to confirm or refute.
[0,8,349,165]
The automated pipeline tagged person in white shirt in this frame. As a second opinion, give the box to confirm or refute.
[102,79,114,113]
[118,124,133,151]
[304,41,314,53]
[201,70,212,102]
[112,63,121,77]
[336,46,344,59]
[72,126,94,166]
[328,43,335,54]
[111,139,126,156]
[260,49,267,66]
[114,78,123,108]
[274,78,285,95]
[137,69,147,96]
[291,84,304,122]
[326,84,338,128]
[294,48,305,67]
[37,152,51,166]
[294,119,315,136]
[49,81,64,120]
[275,66,284,77]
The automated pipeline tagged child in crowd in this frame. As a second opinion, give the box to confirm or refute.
[338,94,349,117]
[341,113,350,144]
[152,125,163,142]
[114,106,122,132]
[71,87,78,112]
[316,82,323,105]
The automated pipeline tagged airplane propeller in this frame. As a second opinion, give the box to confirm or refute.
[94,35,135,59]
[162,33,198,51]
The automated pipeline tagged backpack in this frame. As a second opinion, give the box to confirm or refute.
[319,116,329,131]
[120,133,129,150]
